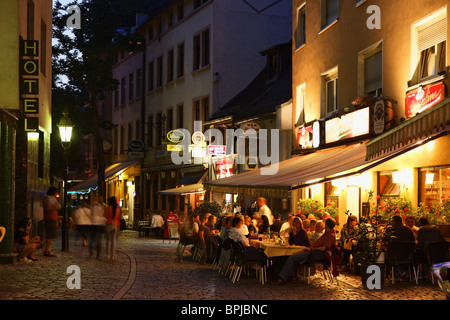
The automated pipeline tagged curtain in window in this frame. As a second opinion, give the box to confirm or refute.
[437,41,446,74]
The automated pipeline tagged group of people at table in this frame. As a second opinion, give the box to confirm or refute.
[177,196,447,285]
[177,197,339,285]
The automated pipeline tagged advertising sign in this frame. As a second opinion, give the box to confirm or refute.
[208,145,226,156]
[325,107,370,144]
[297,125,313,149]
[373,100,385,135]
[405,82,445,119]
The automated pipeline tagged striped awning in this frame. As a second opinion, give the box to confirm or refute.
[204,142,372,199]
[366,97,450,161]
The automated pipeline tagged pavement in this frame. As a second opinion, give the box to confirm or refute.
[0,230,448,315]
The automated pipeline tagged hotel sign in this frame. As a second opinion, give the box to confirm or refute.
[20,40,39,132]
[405,82,444,119]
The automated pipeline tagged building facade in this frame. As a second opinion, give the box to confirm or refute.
[106,0,292,224]
[0,0,53,263]
[291,0,449,228]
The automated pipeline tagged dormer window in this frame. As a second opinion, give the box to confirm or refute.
[267,53,279,81]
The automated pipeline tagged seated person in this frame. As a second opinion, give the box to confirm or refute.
[177,214,199,263]
[273,218,337,285]
[309,221,324,243]
[244,216,257,237]
[280,215,295,233]
[257,215,270,235]
[270,213,283,233]
[416,216,445,280]
[285,217,311,247]
[14,218,41,262]
[228,216,266,261]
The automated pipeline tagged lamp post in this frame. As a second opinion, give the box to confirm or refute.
[57,109,74,251]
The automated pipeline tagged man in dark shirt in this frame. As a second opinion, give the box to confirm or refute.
[383,215,415,243]
[270,213,283,233]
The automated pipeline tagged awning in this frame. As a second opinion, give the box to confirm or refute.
[68,160,138,194]
[158,183,204,195]
[366,97,450,161]
[176,170,207,186]
[204,142,377,198]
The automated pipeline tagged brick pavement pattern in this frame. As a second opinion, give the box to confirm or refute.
[0,230,446,301]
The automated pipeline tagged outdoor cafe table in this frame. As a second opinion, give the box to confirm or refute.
[252,240,307,258]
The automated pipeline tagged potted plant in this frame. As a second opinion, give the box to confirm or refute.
[297,198,324,216]
[352,217,386,288]
[414,197,450,238]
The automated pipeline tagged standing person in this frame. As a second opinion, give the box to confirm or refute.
[105,196,121,260]
[151,212,165,238]
[42,186,61,257]
[340,215,358,270]
[257,197,273,225]
[89,196,106,259]
[74,201,92,247]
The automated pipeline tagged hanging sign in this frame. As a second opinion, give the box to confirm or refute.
[208,145,226,156]
[297,125,313,149]
[20,40,40,131]
[373,100,385,134]
[405,82,444,119]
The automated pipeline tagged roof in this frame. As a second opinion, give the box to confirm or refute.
[209,42,292,123]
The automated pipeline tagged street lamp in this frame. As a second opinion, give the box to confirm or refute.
[57,109,74,251]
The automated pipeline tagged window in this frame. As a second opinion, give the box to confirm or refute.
[167,49,174,82]
[267,53,279,81]
[359,42,383,96]
[177,3,184,21]
[193,100,201,121]
[321,0,339,29]
[148,25,153,41]
[129,73,134,101]
[295,84,306,127]
[203,97,209,121]
[128,123,133,143]
[177,104,184,128]
[148,61,154,91]
[419,166,450,206]
[120,125,125,153]
[120,77,126,105]
[202,29,210,67]
[168,9,174,27]
[193,28,210,71]
[113,127,118,155]
[147,115,153,148]
[136,68,142,98]
[113,89,119,108]
[177,43,185,78]
[156,56,163,88]
[322,67,338,114]
[193,34,201,71]
[167,108,173,132]
[378,171,401,200]
[295,4,306,49]
[156,112,163,146]
[410,9,447,86]
[136,120,140,140]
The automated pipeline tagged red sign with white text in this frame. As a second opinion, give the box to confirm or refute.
[405,82,445,119]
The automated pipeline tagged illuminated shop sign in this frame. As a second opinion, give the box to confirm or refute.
[297,125,313,149]
[20,39,39,132]
[325,107,370,144]
[215,156,234,179]
[405,82,444,119]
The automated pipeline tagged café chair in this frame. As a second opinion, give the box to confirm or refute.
[211,236,223,271]
[426,241,450,284]
[305,250,339,286]
[230,241,267,284]
[387,241,419,285]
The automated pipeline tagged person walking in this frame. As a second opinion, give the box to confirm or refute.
[42,186,61,257]
[105,196,121,260]
[89,196,106,259]
[74,201,92,247]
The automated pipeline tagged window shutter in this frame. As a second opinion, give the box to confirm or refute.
[418,18,447,51]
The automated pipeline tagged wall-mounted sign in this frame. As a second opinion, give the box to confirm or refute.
[215,156,234,179]
[373,100,385,134]
[297,125,313,149]
[128,139,145,151]
[405,82,444,119]
[208,145,226,156]
[325,107,370,144]
[167,129,185,143]
[240,122,261,132]
[312,120,324,148]
[192,131,205,145]
[20,40,40,130]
